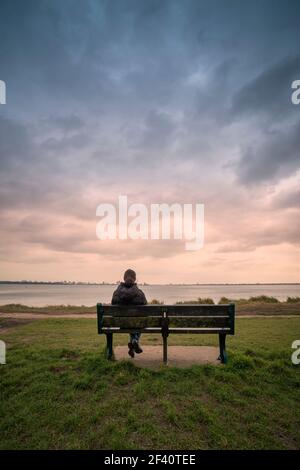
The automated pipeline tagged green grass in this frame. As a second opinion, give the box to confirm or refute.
[1,296,300,316]
[1,317,300,449]
[0,303,96,314]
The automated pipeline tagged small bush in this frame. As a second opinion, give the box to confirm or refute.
[176,297,214,304]
[286,297,300,303]
[248,296,279,303]
[0,303,34,312]
[197,297,215,304]
[218,297,232,304]
[218,297,247,304]
[149,298,164,305]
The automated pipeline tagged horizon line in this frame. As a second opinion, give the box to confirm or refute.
[0,280,299,286]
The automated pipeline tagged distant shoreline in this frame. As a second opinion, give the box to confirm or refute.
[1,297,300,318]
[0,281,299,286]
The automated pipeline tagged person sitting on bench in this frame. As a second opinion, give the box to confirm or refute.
[111,269,147,358]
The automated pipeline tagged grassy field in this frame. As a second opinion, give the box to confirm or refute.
[1,317,300,449]
[1,296,300,316]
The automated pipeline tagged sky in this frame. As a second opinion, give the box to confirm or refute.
[0,0,300,284]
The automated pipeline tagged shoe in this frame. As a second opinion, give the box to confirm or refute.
[132,341,143,354]
[128,342,135,358]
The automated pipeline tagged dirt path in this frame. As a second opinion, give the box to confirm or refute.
[1,312,299,320]
[114,345,220,368]
[0,312,96,319]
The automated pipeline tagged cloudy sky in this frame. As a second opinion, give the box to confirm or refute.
[0,0,300,283]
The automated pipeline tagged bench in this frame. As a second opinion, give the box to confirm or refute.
[97,303,235,364]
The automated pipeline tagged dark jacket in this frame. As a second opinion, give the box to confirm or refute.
[111,282,147,305]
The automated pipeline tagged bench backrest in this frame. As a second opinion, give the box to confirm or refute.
[97,304,235,335]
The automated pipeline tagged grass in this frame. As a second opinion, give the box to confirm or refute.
[1,295,300,316]
[0,303,96,314]
[1,317,300,449]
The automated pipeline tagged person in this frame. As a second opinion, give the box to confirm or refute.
[111,269,147,358]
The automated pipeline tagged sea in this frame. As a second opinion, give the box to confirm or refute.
[0,283,299,307]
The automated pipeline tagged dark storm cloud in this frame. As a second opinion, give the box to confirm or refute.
[0,116,34,169]
[231,55,300,118]
[236,118,300,184]
[231,55,300,185]
[125,110,177,151]
[46,115,85,132]
[42,132,89,152]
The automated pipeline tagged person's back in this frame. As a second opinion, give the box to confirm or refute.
[111,269,147,357]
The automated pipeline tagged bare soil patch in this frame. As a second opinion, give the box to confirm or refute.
[114,345,220,368]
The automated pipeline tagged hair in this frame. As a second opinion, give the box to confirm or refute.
[123,269,136,286]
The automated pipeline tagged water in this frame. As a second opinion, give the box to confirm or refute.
[0,283,299,307]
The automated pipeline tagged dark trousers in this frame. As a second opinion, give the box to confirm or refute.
[130,332,141,343]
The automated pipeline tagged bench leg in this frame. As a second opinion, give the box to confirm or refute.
[163,335,168,365]
[106,333,113,360]
[218,334,228,364]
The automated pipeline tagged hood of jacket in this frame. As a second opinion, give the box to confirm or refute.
[111,282,147,305]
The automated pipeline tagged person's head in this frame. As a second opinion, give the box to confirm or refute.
[123,269,136,287]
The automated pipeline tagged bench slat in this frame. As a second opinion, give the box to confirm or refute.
[101,316,230,329]
[167,328,231,334]
[101,327,231,334]
[99,304,231,317]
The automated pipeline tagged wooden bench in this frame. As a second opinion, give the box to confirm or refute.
[97,303,235,364]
